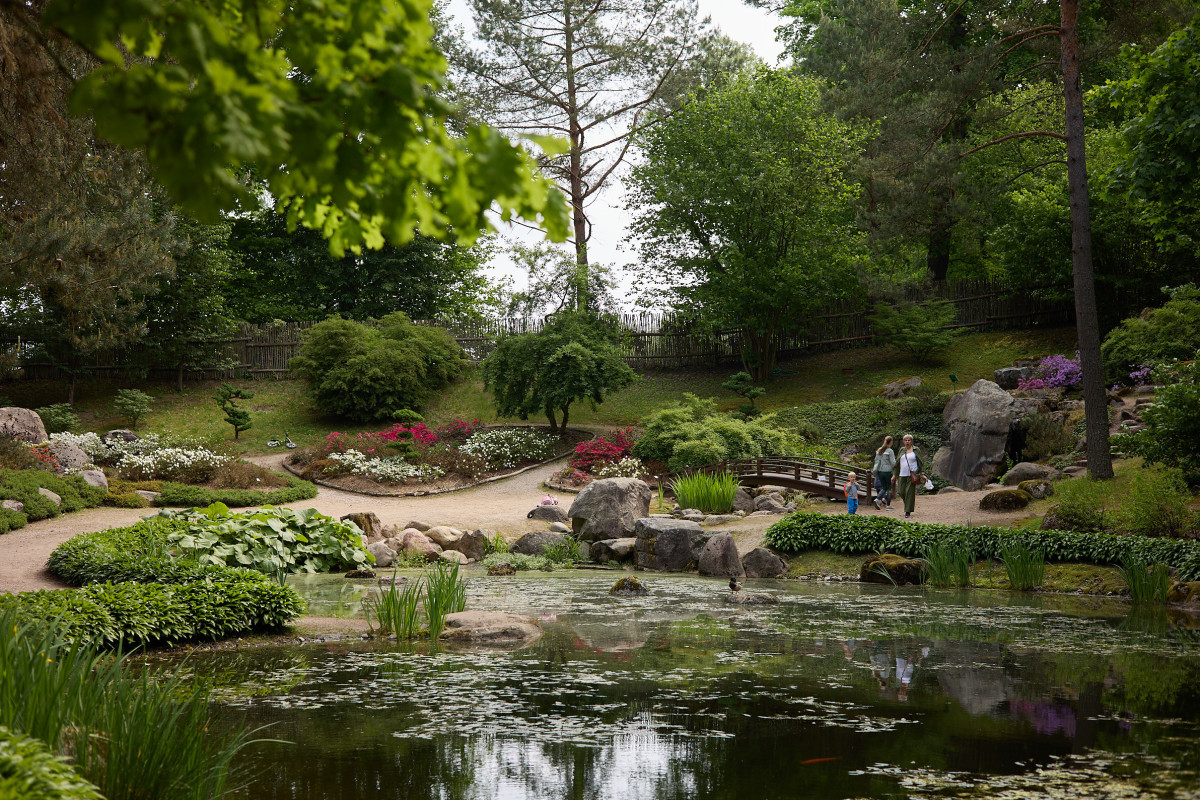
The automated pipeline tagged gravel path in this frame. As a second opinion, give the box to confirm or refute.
[0,454,1031,594]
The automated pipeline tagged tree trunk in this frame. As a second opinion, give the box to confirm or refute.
[545,406,559,433]
[564,6,589,312]
[177,362,185,393]
[1061,0,1113,479]
[67,371,76,406]
[560,404,569,434]
[926,219,952,282]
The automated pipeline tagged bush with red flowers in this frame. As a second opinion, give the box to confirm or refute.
[568,428,636,472]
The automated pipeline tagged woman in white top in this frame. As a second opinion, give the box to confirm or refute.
[896,434,921,518]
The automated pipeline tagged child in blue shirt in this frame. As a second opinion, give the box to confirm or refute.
[844,471,859,514]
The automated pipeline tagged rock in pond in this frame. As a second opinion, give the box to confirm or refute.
[439,611,542,645]
[725,591,780,605]
[632,517,705,572]
[742,547,788,578]
[860,554,924,585]
[568,478,651,542]
[512,530,566,556]
[610,576,650,596]
[698,533,744,578]
[344,568,376,579]
[591,538,636,564]
[367,541,394,568]
[487,562,516,576]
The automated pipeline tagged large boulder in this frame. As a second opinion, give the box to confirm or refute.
[931,380,1019,490]
[367,541,394,568]
[0,408,47,444]
[591,538,637,564]
[979,489,1033,512]
[725,591,780,605]
[400,530,442,562]
[993,366,1034,390]
[1002,462,1056,485]
[881,376,922,399]
[633,517,706,572]
[103,429,139,443]
[733,487,756,513]
[451,530,489,562]
[439,611,542,645]
[425,526,463,549]
[698,533,744,577]
[37,487,62,506]
[742,548,788,578]
[527,505,568,523]
[511,530,566,556]
[439,550,469,566]
[753,493,787,513]
[2,500,24,513]
[568,478,651,542]
[860,553,924,585]
[45,440,88,473]
[1018,479,1054,500]
[341,512,383,541]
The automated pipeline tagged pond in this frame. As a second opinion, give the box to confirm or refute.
[176,574,1200,799]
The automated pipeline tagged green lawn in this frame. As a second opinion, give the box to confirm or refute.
[1,326,1078,454]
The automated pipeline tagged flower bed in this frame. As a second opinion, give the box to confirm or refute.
[288,421,588,495]
[548,429,644,490]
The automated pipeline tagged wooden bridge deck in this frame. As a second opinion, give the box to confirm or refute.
[674,457,874,502]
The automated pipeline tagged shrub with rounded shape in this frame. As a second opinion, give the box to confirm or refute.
[1101,284,1200,380]
[289,313,466,422]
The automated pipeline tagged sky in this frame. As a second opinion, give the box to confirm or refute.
[444,0,787,309]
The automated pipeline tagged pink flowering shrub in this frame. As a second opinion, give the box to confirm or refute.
[376,423,437,446]
[569,428,637,472]
[435,418,483,446]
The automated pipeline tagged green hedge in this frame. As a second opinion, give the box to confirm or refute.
[0,726,102,800]
[47,519,223,587]
[153,475,318,508]
[0,470,106,533]
[764,512,1200,581]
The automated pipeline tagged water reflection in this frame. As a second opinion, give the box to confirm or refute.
[189,575,1200,799]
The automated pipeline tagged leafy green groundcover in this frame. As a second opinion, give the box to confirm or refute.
[0,469,106,533]
[0,726,102,800]
[765,512,1200,581]
[14,518,307,650]
[153,475,318,508]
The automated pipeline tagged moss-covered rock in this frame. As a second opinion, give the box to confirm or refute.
[1018,479,1054,500]
[1168,580,1200,606]
[610,576,650,596]
[979,489,1033,511]
[860,553,924,585]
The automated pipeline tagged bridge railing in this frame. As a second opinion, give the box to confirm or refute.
[670,457,874,502]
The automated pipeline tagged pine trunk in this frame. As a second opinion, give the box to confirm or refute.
[1060,0,1113,479]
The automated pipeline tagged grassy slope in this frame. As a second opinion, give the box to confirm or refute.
[0,326,1078,455]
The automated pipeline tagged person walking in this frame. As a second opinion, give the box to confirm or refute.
[871,436,896,510]
[897,434,921,518]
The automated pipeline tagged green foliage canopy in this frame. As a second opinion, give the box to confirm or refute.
[481,312,636,432]
[870,299,959,360]
[39,0,570,255]
[628,68,867,380]
[1101,284,1200,378]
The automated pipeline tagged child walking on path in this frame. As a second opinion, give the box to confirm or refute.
[872,436,896,510]
[845,471,859,515]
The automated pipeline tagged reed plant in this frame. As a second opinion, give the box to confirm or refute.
[921,541,973,588]
[1118,557,1171,605]
[364,578,424,638]
[0,610,251,800]
[670,471,739,513]
[424,561,467,639]
[1000,541,1045,591]
[542,537,585,566]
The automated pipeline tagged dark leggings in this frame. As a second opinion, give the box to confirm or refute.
[874,473,891,504]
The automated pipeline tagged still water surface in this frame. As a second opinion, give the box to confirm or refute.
[184,574,1200,799]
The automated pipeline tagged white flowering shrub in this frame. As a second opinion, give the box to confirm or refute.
[596,456,644,479]
[49,432,107,462]
[117,447,230,482]
[459,429,556,470]
[328,449,444,483]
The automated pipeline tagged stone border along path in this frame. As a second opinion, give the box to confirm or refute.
[0,451,1033,595]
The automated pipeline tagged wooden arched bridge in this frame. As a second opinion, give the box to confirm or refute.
[671,457,874,502]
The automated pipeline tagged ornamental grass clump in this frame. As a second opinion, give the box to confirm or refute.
[1000,541,1045,591]
[1118,556,1170,605]
[365,578,424,638]
[424,561,467,639]
[922,540,973,588]
[670,471,739,513]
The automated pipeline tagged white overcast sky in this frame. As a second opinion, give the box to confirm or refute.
[444,0,787,307]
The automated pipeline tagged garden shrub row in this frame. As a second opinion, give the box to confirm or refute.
[152,474,318,508]
[17,519,307,649]
[0,726,102,800]
[764,512,1200,581]
[0,469,106,534]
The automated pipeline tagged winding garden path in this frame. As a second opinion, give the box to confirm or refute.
[0,454,1031,594]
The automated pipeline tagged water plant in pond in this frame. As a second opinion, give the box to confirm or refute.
[1001,541,1045,590]
[365,578,424,638]
[424,561,467,639]
[922,540,973,588]
[1118,556,1170,605]
[670,470,739,513]
[542,537,586,566]
[0,610,252,800]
